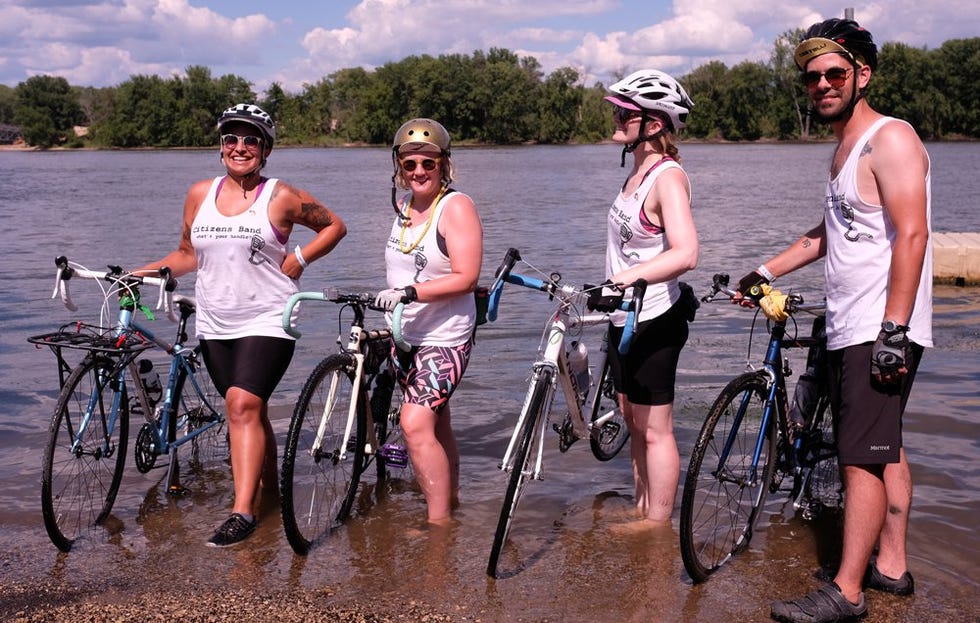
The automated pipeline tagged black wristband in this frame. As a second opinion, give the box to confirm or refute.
[402,285,418,302]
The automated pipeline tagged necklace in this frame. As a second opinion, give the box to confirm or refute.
[398,186,447,254]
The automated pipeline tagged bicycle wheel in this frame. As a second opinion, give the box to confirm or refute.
[178,355,228,472]
[795,395,842,515]
[41,355,129,551]
[589,359,629,461]
[680,372,776,583]
[280,353,366,555]
[487,367,553,578]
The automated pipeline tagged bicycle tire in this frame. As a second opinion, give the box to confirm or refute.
[280,353,366,555]
[680,372,776,583]
[589,359,629,461]
[487,366,553,578]
[41,355,129,551]
[795,395,842,514]
[178,352,228,473]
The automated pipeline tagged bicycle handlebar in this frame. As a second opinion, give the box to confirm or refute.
[52,256,180,322]
[701,272,826,317]
[282,288,407,350]
[486,248,647,355]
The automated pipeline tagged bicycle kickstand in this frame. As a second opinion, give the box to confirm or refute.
[165,448,188,496]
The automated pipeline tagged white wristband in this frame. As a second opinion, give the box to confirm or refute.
[757,264,775,282]
[294,245,309,269]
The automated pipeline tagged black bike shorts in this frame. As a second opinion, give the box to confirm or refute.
[199,336,295,401]
[607,300,689,406]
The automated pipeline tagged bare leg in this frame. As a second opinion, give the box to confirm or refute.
[434,404,460,508]
[401,402,454,523]
[834,463,887,604]
[224,387,269,518]
[624,396,679,524]
[874,448,912,578]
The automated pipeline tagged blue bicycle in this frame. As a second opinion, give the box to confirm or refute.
[30,257,227,551]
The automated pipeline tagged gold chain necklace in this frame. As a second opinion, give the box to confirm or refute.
[398,186,447,254]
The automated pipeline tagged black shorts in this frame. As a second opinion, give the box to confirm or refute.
[607,300,689,406]
[199,336,295,401]
[828,341,924,464]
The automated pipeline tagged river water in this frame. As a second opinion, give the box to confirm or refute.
[0,143,977,622]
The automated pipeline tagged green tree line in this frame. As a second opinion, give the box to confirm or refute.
[2,35,977,149]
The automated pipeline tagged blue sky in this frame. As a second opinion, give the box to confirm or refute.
[1,0,976,93]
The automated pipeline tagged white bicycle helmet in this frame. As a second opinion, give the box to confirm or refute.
[606,69,693,131]
[217,103,276,147]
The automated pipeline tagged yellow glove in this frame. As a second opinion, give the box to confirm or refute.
[758,284,789,322]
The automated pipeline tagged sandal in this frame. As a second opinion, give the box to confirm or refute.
[770,582,867,623]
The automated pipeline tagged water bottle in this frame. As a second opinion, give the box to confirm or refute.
[567,341,591,402]
[137,358,163,407]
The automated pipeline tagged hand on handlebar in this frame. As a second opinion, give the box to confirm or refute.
[373,286,417,312]
[585,280,623,312]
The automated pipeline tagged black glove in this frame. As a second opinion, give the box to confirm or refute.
[871,328,910,378]
[737,270,770,299]
[586,280,623,312]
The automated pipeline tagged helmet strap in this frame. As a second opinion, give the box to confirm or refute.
[620,117,665,167]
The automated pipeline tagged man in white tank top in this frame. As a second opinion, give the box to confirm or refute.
[734,19,931,623]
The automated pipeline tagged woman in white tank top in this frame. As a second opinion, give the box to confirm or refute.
[601,70,699,527]
[373,118,483,525]
[136,104,347,547]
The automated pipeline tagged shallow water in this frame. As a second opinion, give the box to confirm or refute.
[1,144,978,621]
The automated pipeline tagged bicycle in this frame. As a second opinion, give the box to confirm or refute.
[29,257,227,552]
[679,273,841,583]
[484,248,644,578]
[279,288,411,555]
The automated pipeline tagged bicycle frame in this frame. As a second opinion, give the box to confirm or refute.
[487,248,645,478]
[282,289,395,464]
[704,275,826,501]
[47,258,223,488]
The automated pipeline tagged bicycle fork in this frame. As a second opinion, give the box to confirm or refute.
[499,365,556,482]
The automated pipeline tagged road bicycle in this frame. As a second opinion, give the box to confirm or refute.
[484,248,644,578]
[279,288,411,555]
[679,273,841,583]
[29,257,227,552]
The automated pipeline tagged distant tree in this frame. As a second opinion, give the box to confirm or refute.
[574,83,614,143]
[101,74,178,147]
[932,38,980,137]
[537,67,581,143]
[14,75,84,147]
[682,61,728,139]
[872,43,948,139]
[771,28,809,138]
[0,85,16,124]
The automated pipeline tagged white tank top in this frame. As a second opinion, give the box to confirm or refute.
[605,158,688,326]
[384,190,476,346]
[824,117,933,349]
[191,176,298,340]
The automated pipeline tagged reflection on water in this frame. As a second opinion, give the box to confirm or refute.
[1,145,978,621]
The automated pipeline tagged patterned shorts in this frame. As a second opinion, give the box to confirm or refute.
[390,339,473,413]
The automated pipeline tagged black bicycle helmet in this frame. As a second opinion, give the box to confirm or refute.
[217,103,276,148]
[795,18,878,71]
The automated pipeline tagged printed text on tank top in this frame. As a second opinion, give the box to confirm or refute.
[621,156,672,235]
[214,176,286,244]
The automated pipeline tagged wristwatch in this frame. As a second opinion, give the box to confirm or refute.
[881,320,910,333]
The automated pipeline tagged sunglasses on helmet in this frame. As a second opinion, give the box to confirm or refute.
[221,133,263,149]
[400,158,440,172]
[801,67,852,89]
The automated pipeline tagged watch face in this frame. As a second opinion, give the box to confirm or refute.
[882,321,905,332]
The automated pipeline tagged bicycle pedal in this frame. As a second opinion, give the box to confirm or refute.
[167,484,189,496]
[379,443,409,468]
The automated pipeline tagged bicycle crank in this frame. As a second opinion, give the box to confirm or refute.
[134,422,161,473]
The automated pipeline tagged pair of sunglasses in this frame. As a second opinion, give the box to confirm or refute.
[221,133,263,149]
[400,158,440,172]
[613,105,640,124]
[801,67,852,88]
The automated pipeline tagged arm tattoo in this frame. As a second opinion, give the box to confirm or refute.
[860,143,872,158]
[801,237,812,248]
[302,201,334,228]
